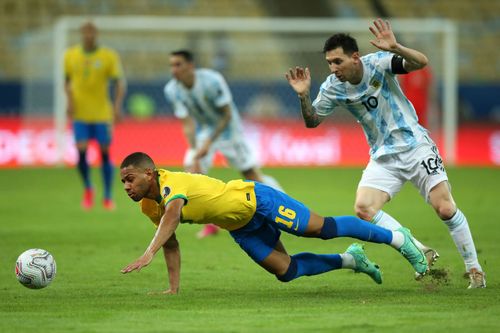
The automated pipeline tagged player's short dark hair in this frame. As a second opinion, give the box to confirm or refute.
[170,49,194,63]
[323,33,359,55]
[120,152,156,169]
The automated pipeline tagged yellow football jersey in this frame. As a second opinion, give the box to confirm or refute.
[64,45,123,122]
[140,170,257,231]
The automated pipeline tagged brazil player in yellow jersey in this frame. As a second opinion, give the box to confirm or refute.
[64,21,126,210]
[119,152,428,294]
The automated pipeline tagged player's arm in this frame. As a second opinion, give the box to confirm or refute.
[180,115,203,173]
[161,233,180,294]
[64,76,74,119]
[196,104,231,159]
[121,198,183,278]
[181,115,197,149]
[167,87,196,149]
[390,44,428,73]
[63,51,74,119]
[111,78,126,122]
[369,18,428,72]
[298,92,325,128]
[286,67,325,128]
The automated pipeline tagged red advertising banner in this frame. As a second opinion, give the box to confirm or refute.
[1,117,499,167]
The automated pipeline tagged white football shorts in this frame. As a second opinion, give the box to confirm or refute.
[358,138,449,202]
[184,131,257,174]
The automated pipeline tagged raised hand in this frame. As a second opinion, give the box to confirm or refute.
[369,18,398,51]
[285,67,311,97]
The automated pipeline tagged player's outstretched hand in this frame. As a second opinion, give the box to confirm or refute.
[369,18,398,52]
[121,253,153,273]
[286,66,311,96]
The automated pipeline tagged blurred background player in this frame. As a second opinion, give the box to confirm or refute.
[164,50,283,238]
[119,152,428,294]
[64,21,126,210]
[286,19,485,288]
[400,65,433,128]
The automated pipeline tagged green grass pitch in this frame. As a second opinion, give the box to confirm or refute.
[0,166,499,332]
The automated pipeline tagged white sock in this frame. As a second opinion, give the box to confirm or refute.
[371,210,403,229]
[372,210,426,250]
[340,253,355,269]
[443,209,482,272]
[261,174,284,192]
[390,230,405,249]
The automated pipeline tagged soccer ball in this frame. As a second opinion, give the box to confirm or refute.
[15,248,57,289]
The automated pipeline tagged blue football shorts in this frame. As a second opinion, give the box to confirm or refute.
[229,182,311,263]
[73,121,112,146]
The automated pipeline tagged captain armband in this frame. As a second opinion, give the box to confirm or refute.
[391,55,408,74]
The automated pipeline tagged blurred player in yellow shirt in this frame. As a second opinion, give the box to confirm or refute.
[64,21,126,210]
[119,152,428,295]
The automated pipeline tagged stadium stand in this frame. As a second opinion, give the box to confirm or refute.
[0,0,498,81]
[0,0,498,119]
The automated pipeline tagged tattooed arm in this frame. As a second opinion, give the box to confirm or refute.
[286,67,325,128]
[298,92,323,128]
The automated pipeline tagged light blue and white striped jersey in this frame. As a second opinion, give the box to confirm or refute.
[164,68,243,139]
[312,51,428,159]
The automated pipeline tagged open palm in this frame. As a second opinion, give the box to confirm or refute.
[369,18,398,51]
[285,67,311,96]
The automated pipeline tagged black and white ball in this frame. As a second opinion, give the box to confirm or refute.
[15,249,56,289]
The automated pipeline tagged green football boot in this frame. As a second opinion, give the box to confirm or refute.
[345,243,382,284]
[396,227,429,278]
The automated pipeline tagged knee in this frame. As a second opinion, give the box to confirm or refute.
[275,257,297,283]
[431,196,457,220]
[319,217,337,240]
[435,203,457,220]
[354,201,375,221]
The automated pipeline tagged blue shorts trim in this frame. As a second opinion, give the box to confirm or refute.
[229,182,311,263]
[73,121,112,146]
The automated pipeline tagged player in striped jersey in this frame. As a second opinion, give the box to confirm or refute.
[164,50,283,239]
[286,19,485,288]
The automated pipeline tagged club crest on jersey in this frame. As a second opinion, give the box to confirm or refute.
[369,78,381,89]
[162,187,171,198]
